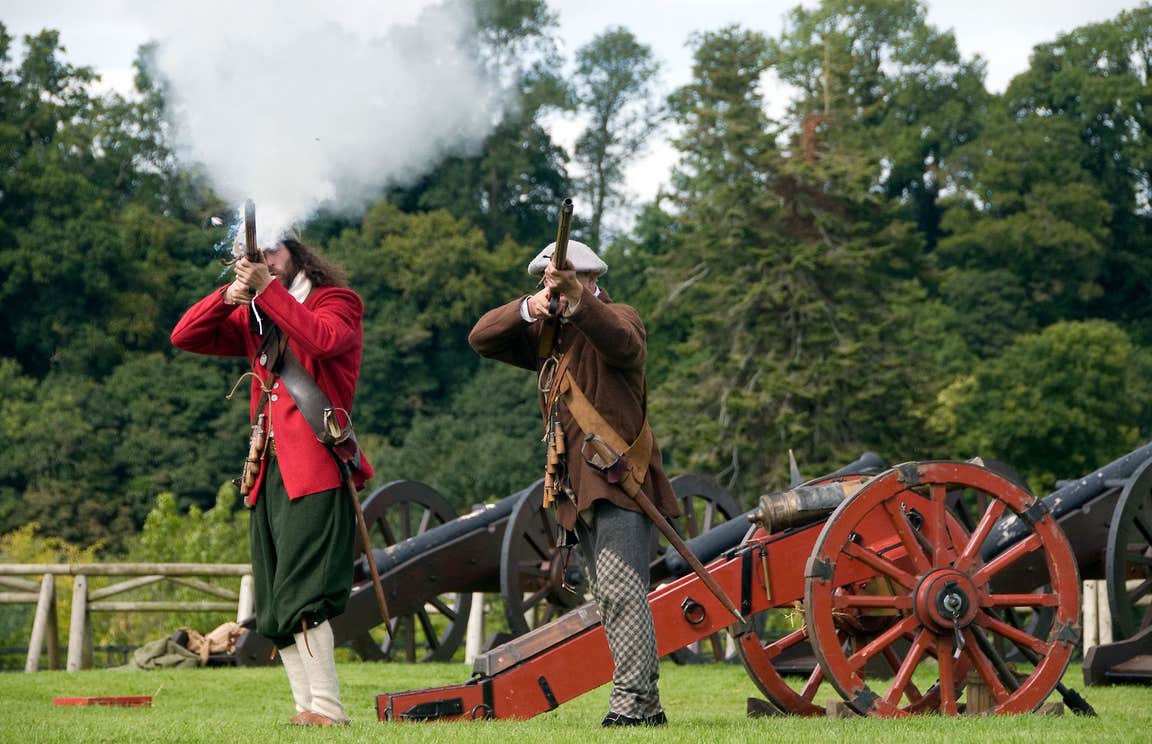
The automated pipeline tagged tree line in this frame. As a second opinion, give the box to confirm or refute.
[1,0,1150,558]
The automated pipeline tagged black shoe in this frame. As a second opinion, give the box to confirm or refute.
[601,711,668,727]
[602,712,643,727]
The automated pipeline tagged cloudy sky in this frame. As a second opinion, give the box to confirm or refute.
[2,0,1145,213]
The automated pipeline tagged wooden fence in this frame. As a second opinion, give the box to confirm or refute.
[0,563,252,672]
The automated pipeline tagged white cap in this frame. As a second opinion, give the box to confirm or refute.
[527,240,608,276]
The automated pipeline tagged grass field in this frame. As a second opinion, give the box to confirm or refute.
[0,660,1148,743]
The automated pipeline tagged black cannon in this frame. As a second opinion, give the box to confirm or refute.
[232,473,740,665]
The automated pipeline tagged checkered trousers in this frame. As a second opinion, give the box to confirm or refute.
[575,500,663,720]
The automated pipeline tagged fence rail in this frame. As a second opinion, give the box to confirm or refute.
[0,563,252,672]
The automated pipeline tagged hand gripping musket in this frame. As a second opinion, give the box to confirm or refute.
[537,197,574,354]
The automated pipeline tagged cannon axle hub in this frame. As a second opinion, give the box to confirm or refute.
[913,568,979,633]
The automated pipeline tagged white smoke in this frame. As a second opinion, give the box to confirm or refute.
[136,0,506,245]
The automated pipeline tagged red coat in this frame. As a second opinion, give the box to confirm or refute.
[171,279,374,501]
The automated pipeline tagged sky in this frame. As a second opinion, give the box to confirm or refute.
[1,0,1146,227]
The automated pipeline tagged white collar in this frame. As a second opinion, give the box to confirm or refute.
[287,272,313,304]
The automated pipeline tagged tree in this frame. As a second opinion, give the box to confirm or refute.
[998,6,1152,340]
[570,27,662,247]
[648,25,952,503]
[768,0,988,249]
[372,364,542,510]
[325,201,525,442]
[0,27,224,379]
[933,320,1150,492]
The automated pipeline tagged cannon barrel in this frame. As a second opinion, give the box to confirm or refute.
[658,452,886,579]
[981,441,1152,561]
[750,480,859,534]
[351,483,528,586]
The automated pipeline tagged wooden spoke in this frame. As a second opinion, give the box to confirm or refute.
[936,635,959,716]
[961,628,1012,705]
[800,662,825,700]
[842,542,919,591]
[983,592,1060,607]
[927,483,950,565]
[882,498,932,574]
[975,611,1050,656]
[883,630,931,706]
[832,593,912,610]
[954,499,1007,573]
[972,533,1044,587]
[846,615,920,673]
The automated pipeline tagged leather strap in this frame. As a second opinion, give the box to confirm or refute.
[558,372,654,497]
[260,324,361,468]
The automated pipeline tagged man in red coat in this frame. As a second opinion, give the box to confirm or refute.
[469,240,678,727]
[172,238,373,726]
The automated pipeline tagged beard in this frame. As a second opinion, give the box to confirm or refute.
[277,267,299,288]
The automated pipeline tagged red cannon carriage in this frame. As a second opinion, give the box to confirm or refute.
[376,460,1084,719]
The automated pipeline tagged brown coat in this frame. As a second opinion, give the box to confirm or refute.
[468,289,679,529]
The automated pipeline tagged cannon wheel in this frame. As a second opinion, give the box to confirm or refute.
[735,473,880,715]
[500,482,587,636]
[351,480,471,662]
[804,461,1079,716]
[1106,457,1152,640]
[662,474,742,664]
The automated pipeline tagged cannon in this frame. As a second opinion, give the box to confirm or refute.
[376,459,1085,719]
[967,444,1152,684]
[231,473,741,665]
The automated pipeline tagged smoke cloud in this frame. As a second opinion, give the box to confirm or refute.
[136,0,506,244]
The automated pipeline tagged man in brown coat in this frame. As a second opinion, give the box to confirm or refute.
[468,240,678,727]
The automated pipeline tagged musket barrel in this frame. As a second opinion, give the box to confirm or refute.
[244,199,260,263]
[547,198,574,315]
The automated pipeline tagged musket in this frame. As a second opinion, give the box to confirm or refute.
[340,462,395,640]
[547,198,574,315]
[537,198,574,359]
[243,199,259,295]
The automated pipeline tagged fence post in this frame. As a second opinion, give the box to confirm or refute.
[25,574,57,672]
[66,574,90,671]
[465,592,485,664]
[236,574,254,623]
[1083,579,1098,650]
[1096,579,1113,646]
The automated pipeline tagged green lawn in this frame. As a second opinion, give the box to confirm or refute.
[0,661,1147,743]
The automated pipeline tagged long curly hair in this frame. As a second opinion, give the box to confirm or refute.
[279,238,349,289]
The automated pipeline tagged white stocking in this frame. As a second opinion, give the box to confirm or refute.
[293,620,349,723]
[279,643,312,714]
